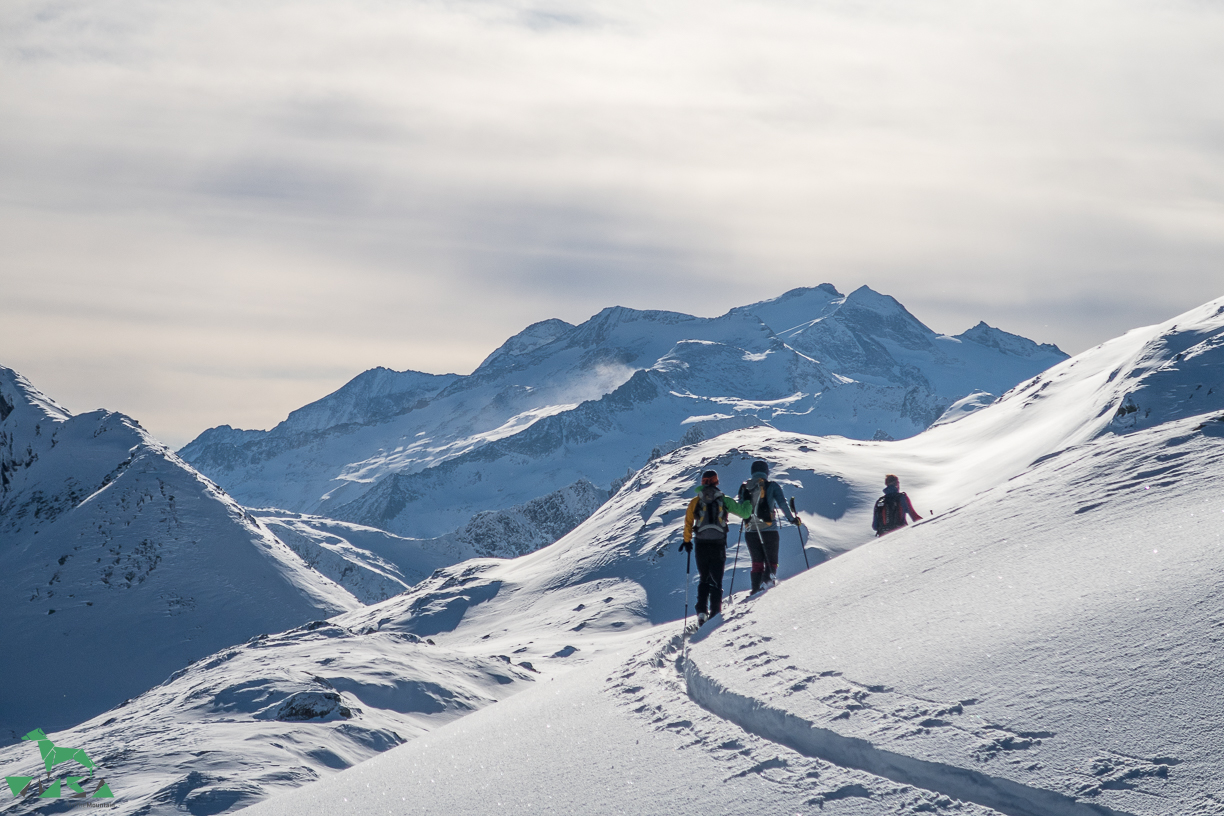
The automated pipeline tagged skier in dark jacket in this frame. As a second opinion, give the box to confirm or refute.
[872,474,923,536]
[682,470,750,625]
[737,460,800,594]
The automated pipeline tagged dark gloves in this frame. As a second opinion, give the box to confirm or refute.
[679,540,692,552]
[790,516,802,526]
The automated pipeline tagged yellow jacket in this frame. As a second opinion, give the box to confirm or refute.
[683,486,751,543]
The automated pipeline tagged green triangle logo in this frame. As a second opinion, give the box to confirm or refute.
[40,779,61,798]
[93,782,114,799]
[5,777,33,797]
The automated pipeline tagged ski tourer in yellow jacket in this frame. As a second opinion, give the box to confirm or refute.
[683,480,752,545]
[681,470,752,625]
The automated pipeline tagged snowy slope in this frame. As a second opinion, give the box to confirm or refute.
[240,407,1224,816]
[677,412,1224,816]
[242,641,1013,816]
[0,367,358,744]
[236,306,1224,816]
[4,298,1214,814]
[0,618,543,816]
[252,511,440,604]
[249,478,608,601]
[180,285,1066,542]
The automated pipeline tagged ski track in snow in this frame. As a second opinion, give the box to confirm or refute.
[610,633,1008,815]
[608,624,1157,816]
[674,627,1139,816]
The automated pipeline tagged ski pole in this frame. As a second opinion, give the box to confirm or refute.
[683,541,692,631]
[727,520,743,603]
[790,497,810,570]
[796,520,810,569]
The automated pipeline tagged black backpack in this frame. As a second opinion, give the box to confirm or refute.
[873,493,907,536]
[741,479,775,524]
[694,487,729,540]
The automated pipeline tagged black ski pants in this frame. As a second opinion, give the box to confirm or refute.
[746,529,780,591]
[693,535,727,617]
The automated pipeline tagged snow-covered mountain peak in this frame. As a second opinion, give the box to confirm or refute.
[841,283,912,313]
[0,365,71,426]
[274,367,460,434]
[834,285,937,343]
[1,366,360,743]
[185,423,265,447]
[562,305,722,355]
[179,285,1066,541]
[476,318,575,371]
[730,283,845,334]
[955,321,1065,358]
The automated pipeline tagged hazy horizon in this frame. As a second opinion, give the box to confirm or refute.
[4,0,1222,448]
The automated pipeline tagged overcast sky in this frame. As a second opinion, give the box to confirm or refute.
[3,0,1222,448]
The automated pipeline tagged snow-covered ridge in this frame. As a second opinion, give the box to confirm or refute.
[0,366,359,744]
[255,514,425,604]
[251,478,610,598]
[0,618,541,816]
[179,284,1068,543]
[274,367,460,434]
[957,320,1063,357]
[450,477,608,558]
[0,367,70,428]
[476,318,575,371]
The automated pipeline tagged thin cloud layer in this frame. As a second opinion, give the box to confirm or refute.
[2,0,1222,446]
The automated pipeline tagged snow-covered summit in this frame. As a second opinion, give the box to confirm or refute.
[728,282,844,334]
[475,318,575,371]
[956,320,1063,357]
[0,367,359,744]
[275,367,461,438]
[0,365,71,427]
[179,285,1067,542]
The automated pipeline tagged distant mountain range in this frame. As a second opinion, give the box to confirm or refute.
[179,284,1067,542]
